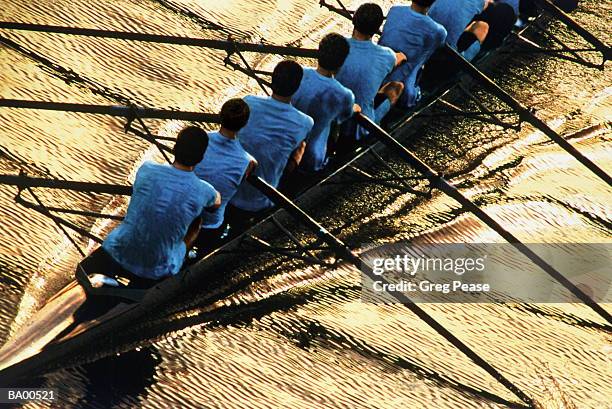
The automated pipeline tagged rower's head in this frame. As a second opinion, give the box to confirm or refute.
[412,0,436,13]
[353,3,384,39]
[318,33,350,75]
[173,126,209,169]
[271,60,304,102]
[220,98,250,136]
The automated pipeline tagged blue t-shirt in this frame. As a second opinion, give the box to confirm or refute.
[103,161,217,279]
[195,131,253,229]
[429,0,485,49]
[292,68,355,171]
[380,6,447,107]
[336,37,397,136]
[230,95,314,212]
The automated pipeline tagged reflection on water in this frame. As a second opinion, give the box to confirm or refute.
[0,0,610,408]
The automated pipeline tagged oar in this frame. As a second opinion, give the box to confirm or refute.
[0,99,220,123]
[534,0,611,60]
[355,113,612,325]
[248,174,535,408]
[0,22,318,59]
[316,2,611,185]
[443,45,612,187]
[318,0,353,19]
[0,174,132,195]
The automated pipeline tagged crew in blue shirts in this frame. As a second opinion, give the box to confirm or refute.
[336,3,407,143]
[379,0,447,108]
[194,98,257,252]
[227,60,314,229]
[79,126,220,286]
[292,33,358,172]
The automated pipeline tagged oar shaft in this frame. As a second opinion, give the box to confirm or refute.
[248,174,534,406]
[356,113,612,324]
[0,21,318,58]
[444,46,612,187]
[0,99,220,123]
[534,0,611,60]
[0,174,132,195]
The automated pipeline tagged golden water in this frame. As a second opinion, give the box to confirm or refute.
[0,0,610,407]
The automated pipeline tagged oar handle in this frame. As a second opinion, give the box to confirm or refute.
[246,174,361,265]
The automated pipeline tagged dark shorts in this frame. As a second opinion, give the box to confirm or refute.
[193,224,227,255]
[224,204,261,238]
[77,246,159,289]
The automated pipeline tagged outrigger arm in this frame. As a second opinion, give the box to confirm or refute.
[0,99,220,123]
[0,174,132,195]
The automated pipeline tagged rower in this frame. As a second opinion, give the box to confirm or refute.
[77,126,220,287]
[227,60,314,231]
[473,2,517,51]
[428,0,491,61]
[193,98,257,252]
[379,0,448,108]
[291,33,360,172]
[335,3,407,144]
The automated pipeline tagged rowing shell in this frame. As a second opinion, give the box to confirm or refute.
[0,15,543,385]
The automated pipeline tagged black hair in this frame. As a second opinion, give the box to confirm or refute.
[413,0,436,7]
[271,60,304,98]
[353,3,384,37]
[174,126,209,167]
[318,33,350,72]
[220,98,250,132]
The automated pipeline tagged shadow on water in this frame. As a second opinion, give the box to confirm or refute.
[8,347,161,408]
[139,286,532,409]
[76,347,161,407]
[49,347,162,409]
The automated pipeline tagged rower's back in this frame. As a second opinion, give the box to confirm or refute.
[195,99,254,230]
[292,34,355,172]
[103,128,217,279]
[335,3,397,137]
[429,0,485,49]
[231,61,314,212]
[379,3,447,107]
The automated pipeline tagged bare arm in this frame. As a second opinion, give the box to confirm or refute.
[212,191,221,209]
[244,158,258,180]
[395,51,407,68]
[285,141,307,175]
[202,190,222,212]
[184,216,202,250]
